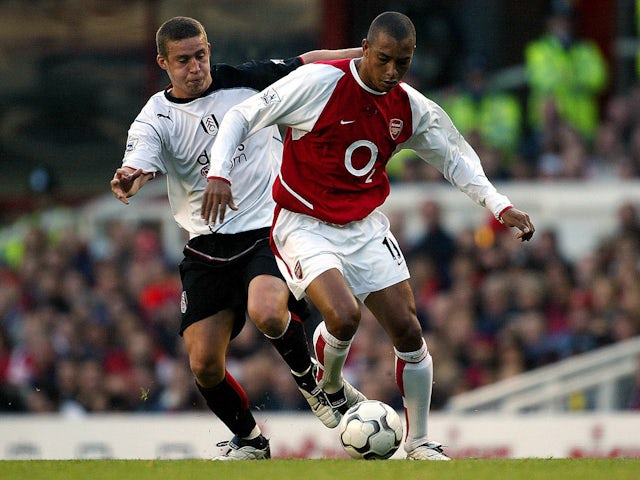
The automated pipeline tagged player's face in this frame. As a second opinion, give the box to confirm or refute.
[157,35,212,98]
[359,32,415,93]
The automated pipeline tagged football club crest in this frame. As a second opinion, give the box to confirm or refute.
[389,119,403,140]
[180,291,188,313]
[294,260,303,280]
[261,87,281,106]
[200,114,219,136]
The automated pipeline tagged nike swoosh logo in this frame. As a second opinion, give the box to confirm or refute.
[340,120,355,125]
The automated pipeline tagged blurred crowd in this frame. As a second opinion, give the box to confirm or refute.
[388,81,640,185]
[400,199,640,410]
[0,221,202,414]
[391,4,640,185]
[0,191,639,415]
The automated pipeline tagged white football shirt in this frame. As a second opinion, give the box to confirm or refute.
[122,57,303,236]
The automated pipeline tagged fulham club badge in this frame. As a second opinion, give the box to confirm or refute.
[180,291,188,314]
[389,118,403,140]
[200,114,219,136]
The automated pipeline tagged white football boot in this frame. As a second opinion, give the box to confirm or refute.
[213,435,270,460]
[293,360,341,428]
[406,441,451,461]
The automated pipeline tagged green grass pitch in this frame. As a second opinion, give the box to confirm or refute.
[1,458,639,480]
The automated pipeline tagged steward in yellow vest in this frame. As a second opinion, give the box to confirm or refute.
[441,55,523,157]
[525,7,607,140]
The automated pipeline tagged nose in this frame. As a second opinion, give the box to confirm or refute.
[385,61,399,80]
[188,57,201,73]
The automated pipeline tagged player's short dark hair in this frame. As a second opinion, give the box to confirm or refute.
[367,11,416,45]
[156,16,208,57]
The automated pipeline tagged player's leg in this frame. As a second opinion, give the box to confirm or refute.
[183,313,252,432]
[179,250,269,460]
[246,247,340,428]
[270,209,366,417]
[365,281,449,461]
[306,270,367,412]
[248,275,310,371]
[182,312,270,460]
[345,211,448,460]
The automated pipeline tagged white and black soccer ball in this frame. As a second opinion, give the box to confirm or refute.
[338,399,403,460]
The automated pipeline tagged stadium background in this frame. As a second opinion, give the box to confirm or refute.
[1,0,640,459]
[1,0,634,209]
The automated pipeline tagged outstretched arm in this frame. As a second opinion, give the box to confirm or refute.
[299,47,362,64]
[110,167,155,205]
[499,206,535,242]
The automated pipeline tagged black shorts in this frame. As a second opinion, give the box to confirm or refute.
[178,227,308,338]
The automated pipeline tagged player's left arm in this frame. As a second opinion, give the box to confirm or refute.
[299,47,362,64]
[498,206,535,242]
[230,47,361,92]
[401,86,535,241]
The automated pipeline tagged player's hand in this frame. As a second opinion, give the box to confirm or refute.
[500,207,535,242]
[111,168,144,205]
[201,178,238,225]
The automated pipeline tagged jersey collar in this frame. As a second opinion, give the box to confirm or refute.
[163,80,217,104]
[350,59,386,96]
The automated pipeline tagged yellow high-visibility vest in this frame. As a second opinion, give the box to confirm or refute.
[525,34,607,139]
[442,91,523,154]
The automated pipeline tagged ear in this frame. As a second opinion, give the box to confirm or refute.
[157,55,168,71]
[361,38,369,56]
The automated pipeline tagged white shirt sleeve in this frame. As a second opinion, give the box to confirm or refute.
[122,105,167,175]
[208,63,341,180]
[399,83,512,220]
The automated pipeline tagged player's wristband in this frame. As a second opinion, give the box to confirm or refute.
[497,205,513,224]
[206,176,232,185]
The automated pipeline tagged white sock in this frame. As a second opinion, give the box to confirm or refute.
[242,425,262,440]
[394,340,432,452]
[313,321,352,394]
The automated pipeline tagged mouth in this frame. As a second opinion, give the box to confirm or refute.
[187,77,204,87]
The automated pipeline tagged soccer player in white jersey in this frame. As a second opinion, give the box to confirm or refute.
[202,11,536,460]
[110,16,363,460]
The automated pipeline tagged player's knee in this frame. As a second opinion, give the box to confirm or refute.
[391,318,423,351]
[248,305,288,337]
[189,354,225,387]
[323,303,361,340]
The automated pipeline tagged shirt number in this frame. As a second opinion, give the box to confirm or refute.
[344,140,378,183]
[382,235,403,265]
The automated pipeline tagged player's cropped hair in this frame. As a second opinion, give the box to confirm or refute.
[367,11,416,45]
[156,16,208,57]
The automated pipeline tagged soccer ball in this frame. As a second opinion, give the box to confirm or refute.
[338,399,403,460]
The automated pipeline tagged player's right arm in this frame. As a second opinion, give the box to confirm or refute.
[113,99,167,205]
[110,167,155,205]
[202,63,337,225]
[207,62,337,181]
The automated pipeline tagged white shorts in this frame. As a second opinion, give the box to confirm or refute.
[271,208,410,301]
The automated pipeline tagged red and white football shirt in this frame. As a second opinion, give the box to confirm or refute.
[208,58,511,225]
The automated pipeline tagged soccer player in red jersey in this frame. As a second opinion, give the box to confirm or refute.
[202,11,535,460]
